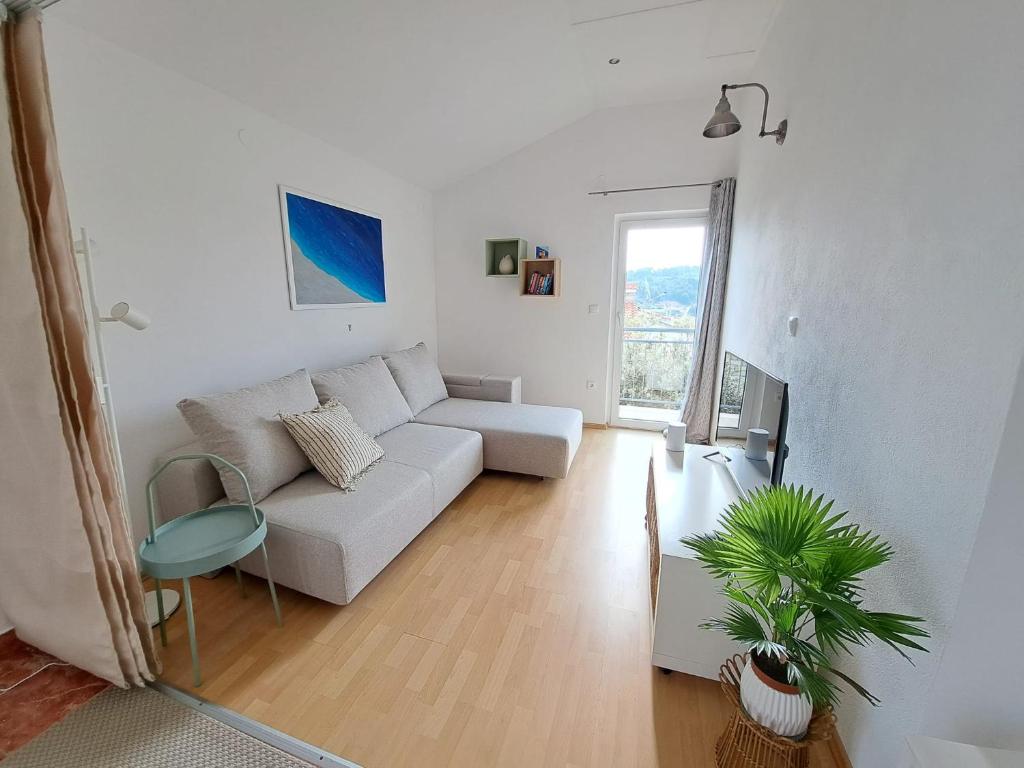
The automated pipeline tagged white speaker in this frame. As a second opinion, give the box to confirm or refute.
[745,428,770,461]
[665,421,686,452]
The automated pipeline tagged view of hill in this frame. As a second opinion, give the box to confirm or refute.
[619,265,702,409]
[625,265,702,311]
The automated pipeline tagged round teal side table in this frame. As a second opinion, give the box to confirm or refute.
[140,453,282,686]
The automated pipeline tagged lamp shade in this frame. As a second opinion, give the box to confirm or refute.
[703,94,741,139]
[109,302,150,330]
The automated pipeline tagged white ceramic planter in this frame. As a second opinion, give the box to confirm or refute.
[739,657,813,738]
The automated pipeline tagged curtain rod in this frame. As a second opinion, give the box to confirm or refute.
[587,181,717,197]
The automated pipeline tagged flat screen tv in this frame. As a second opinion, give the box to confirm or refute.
[716,351,789,485]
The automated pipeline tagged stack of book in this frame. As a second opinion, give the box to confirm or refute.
[526,271,554,295]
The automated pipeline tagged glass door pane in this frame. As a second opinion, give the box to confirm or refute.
[614,218,707,426]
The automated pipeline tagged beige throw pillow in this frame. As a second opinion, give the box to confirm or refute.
[279,399,384,491]
[380,342,448,415]
[177,369,319,503]
[311,356,412,436]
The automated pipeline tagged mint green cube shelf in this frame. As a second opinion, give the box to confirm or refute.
[485,237,527,276]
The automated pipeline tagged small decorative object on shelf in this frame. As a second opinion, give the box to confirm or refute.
[535,245,549,258]
[498,254,515,274]
[716,654,835,768]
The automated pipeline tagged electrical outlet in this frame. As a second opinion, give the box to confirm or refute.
[588,304,599,314]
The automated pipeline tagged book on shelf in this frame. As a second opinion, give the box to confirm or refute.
[525,270,555,295]
[524,272,551,295]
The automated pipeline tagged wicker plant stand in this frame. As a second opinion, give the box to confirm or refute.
[716,655,837,768]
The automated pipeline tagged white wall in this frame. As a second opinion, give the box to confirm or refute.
[722,1,1024,763]
[433,99,738,422]
[45,19,438,538]
[919,355,1024,751]
[0,605,10,635]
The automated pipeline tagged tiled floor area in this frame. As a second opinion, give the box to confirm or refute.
[0,631,109,759]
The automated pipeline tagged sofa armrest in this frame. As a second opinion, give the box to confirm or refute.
[442,373,522,404]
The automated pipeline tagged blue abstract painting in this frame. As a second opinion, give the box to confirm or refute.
[280,187,385,308]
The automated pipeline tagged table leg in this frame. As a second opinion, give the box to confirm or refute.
[233,564,246,598]
[259,543,283,627]
[182,577,201,687]
[154,578,167,647]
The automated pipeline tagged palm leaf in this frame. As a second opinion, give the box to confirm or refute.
[865,611,931,659]
[681,483,929,710]
[829,667,881,707]
[784,658,837,709]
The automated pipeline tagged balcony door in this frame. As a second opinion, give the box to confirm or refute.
[609,212,708,429]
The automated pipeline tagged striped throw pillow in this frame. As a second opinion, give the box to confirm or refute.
[279,399,384,491]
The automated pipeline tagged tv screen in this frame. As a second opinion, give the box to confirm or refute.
[716,352,789,485]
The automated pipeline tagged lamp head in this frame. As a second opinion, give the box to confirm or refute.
[703,92,741,139]
[108,302,150,331]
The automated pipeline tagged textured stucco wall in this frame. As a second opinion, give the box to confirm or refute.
[722,1,1024,763]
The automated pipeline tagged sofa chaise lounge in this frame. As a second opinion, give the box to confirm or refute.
[155,347,582,605]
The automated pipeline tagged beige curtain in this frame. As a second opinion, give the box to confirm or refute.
[0,9,157,686]
[681,177,736,444]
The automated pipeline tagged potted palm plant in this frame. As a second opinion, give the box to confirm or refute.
[681,484,928,738]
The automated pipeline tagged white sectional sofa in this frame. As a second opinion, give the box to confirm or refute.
[155,346,582,605]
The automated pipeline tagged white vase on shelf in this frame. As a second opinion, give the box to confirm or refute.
[498,254,515,274]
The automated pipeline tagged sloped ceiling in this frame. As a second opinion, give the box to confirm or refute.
[50,0,779,189]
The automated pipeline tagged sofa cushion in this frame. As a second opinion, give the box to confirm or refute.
[375,423,482,514]
[414,398,583,479]
[279,399,384,490]
[177,369,319,503]
[311,356,412,436]
[381,342,448,416]
[236,462,434,604]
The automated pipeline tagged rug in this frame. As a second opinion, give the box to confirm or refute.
[2,686,314,767]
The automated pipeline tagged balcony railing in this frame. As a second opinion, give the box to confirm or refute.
[619,326,695,408]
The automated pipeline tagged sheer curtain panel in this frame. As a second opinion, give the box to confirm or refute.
[0,8,157,686]
[680,177,736,444]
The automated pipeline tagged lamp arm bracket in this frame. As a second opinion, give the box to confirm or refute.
[722,82,787,144]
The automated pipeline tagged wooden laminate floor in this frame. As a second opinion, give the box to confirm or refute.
[156,428,837,767]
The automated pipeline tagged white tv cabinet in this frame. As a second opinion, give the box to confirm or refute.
[646,441,767,678]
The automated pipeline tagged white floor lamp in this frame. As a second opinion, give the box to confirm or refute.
[75,227,180,627]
